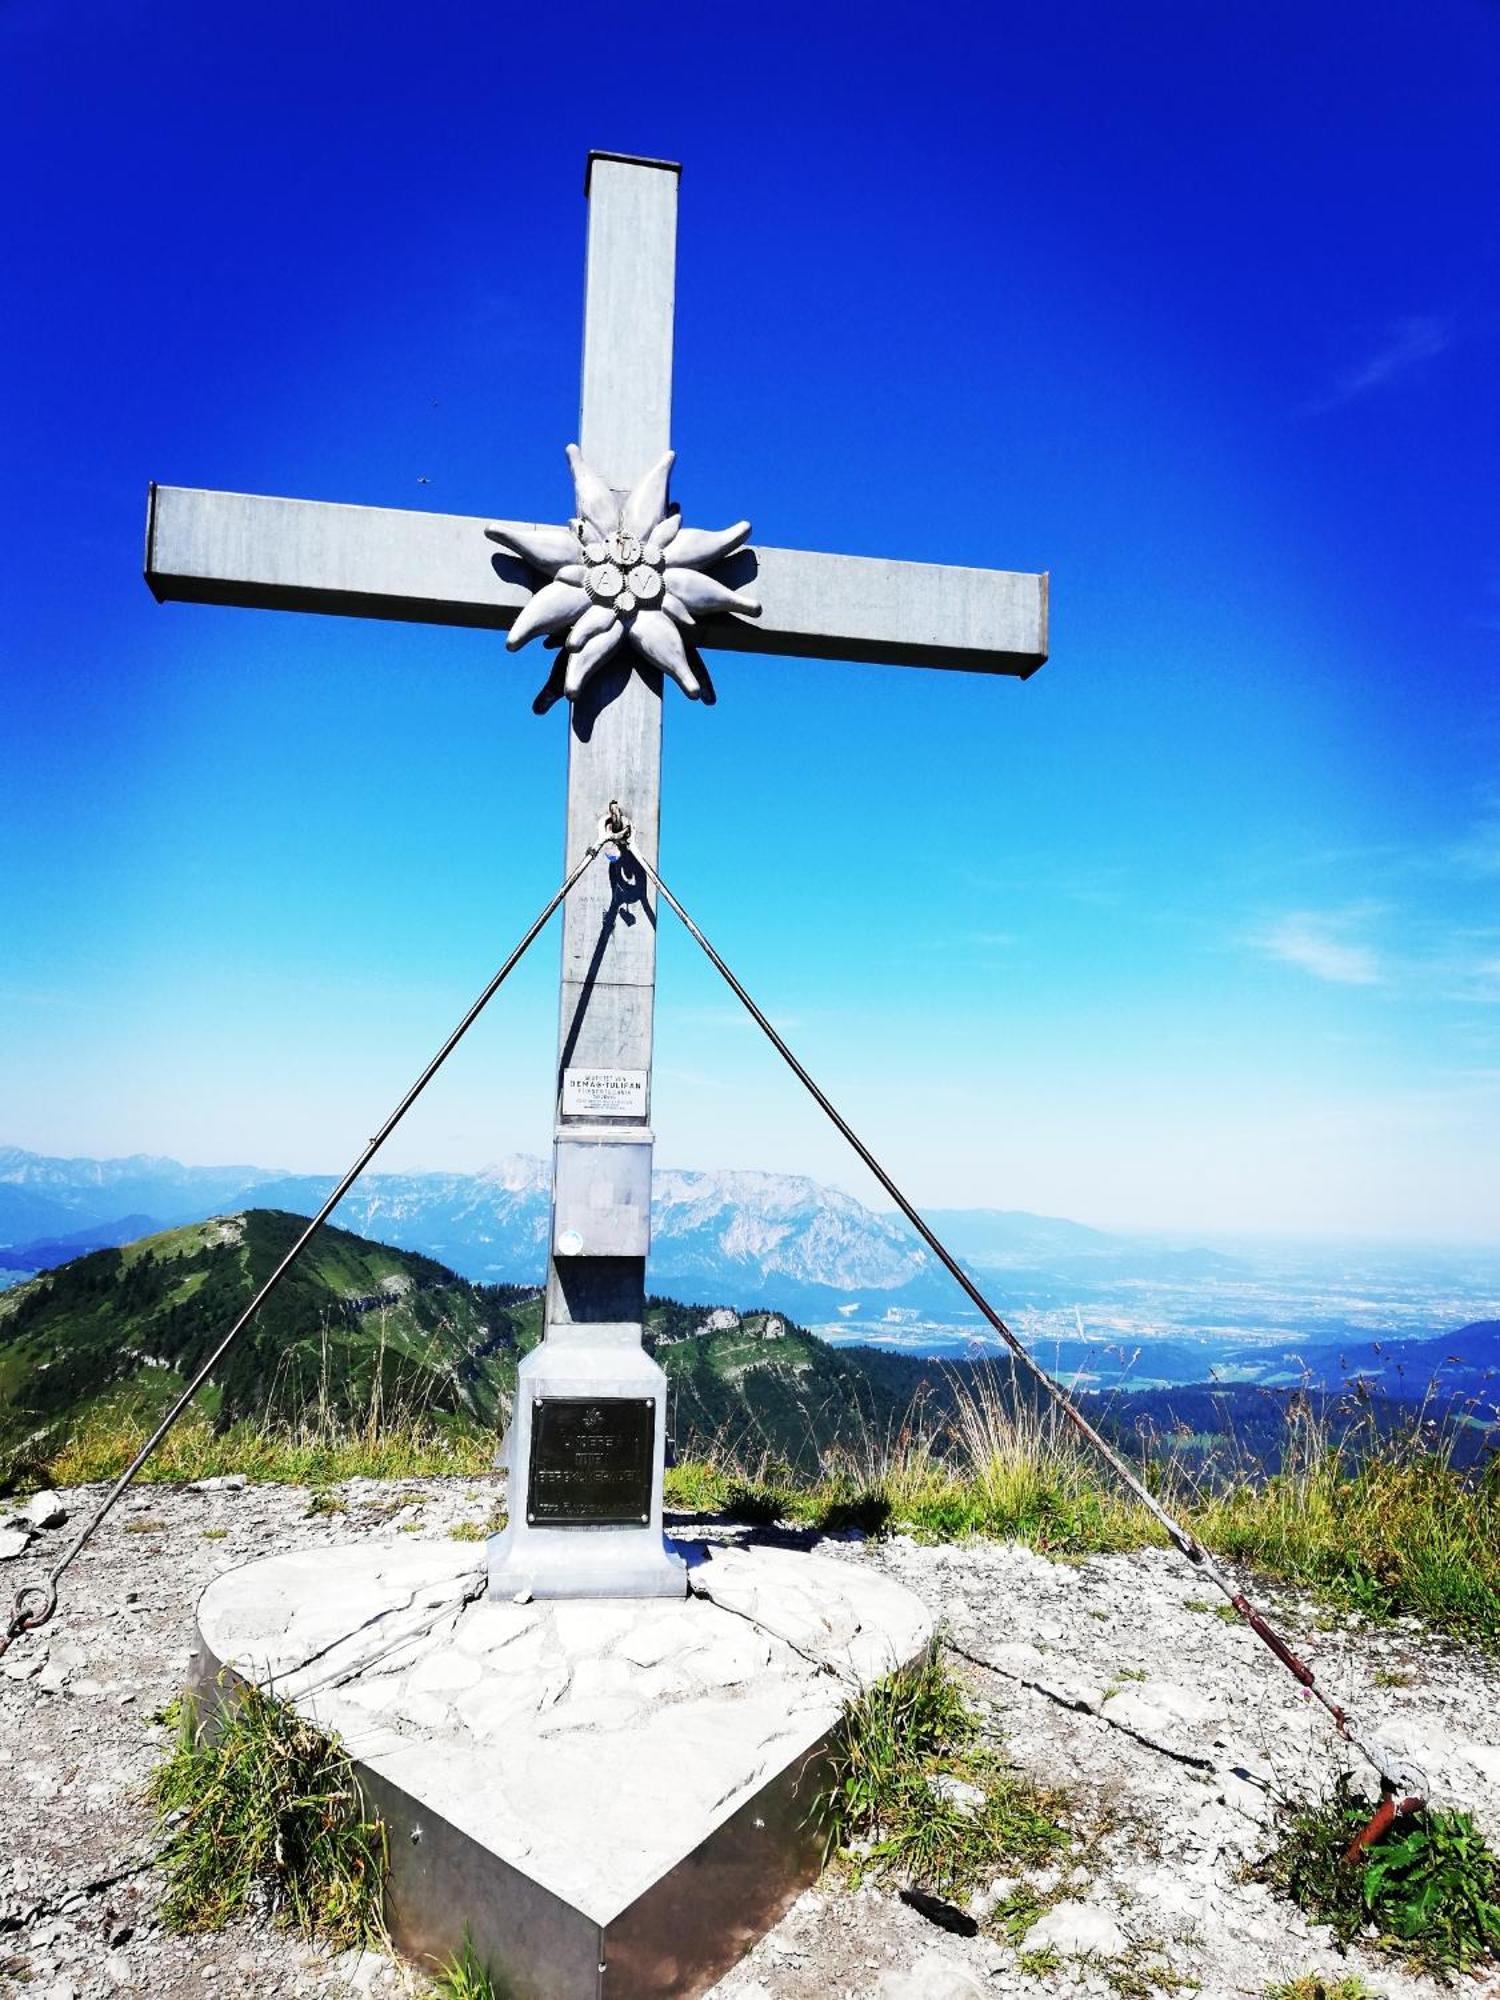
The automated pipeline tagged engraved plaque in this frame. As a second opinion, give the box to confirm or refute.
[561,1067,648,1117]
[527,1396,654,1527]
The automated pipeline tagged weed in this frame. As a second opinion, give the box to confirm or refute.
[1257,1772,1500,1976]
[1264,1978,1384,2000]
[306,1490,347,1517]
[200,1527,228,1541]
[124,1517,167,1535]
[817,1646,1067,1898]
[447,1521,487,1542]
[1016,1943,1062,1974]
[430,1927,501,1999]
[721,1480,788,1527]
[149,1684,387,1947]
[1371,1668,1413,1689]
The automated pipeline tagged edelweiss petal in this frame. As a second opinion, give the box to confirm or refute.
[630,608,702,698]
[565,603,618,650]
[621,451,676,540]
[662,568,761,619]
[564,621,627,695]
[507,579,590,650]
[659,521,751,569]
[565,445,620,537]
[486,522,583,574]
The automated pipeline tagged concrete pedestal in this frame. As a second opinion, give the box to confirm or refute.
[194,1539,931,2000]
[487,1329,686,1601]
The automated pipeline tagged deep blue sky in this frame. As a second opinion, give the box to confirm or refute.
[3,1,1497,1240]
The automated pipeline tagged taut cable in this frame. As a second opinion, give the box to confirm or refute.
[631,842,1425,1806]
[1,841,607,1659]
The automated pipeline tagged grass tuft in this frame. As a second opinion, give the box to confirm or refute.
[149,1683,387,1948]
[1256,1772,1500,1977]
[816,1645,1067,1898]
[429,1927,503,1999]
[49,1405,494,1488]
[1265,1979,1385,2000]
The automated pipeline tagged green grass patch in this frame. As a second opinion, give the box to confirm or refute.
[1256,1773,1500,1977]
[1265,1978,1384,2000]
[1193,1407,1500,1646]
[149,1684,387,1947]
[429,1927,502,1999]
[48,1406,496,1487]
[816,1645,1067,1898]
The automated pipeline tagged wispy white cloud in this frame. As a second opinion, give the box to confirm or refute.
[1251,907,1383,986]
[1319,314,1453,409]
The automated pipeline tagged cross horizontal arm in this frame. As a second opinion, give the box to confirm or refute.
[145,484,1048,676]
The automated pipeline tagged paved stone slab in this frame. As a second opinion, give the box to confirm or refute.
[196,1539,931,1993]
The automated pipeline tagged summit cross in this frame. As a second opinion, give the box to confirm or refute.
[145,151,1049,1599]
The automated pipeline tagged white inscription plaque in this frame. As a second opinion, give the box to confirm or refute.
[562,1067,649,1117]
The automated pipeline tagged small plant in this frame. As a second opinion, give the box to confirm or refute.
[447,1521,487,1542]
[1257,1773,1500,1976]
[150,1683,387,1947]
[1016,1943,1062,1974]
[124,1517,168,1535]
[306,1489,347,1517]
[200,1527,228,1541]
[816,1646,1066,1897]
[430,1927,501,1999]
[1265,1977,1384,2000]
[721,1479,788,1526]
[815,1489,892,1537]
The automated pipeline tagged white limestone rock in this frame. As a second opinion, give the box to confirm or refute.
[22,1490,66,1529]
[875,1951,986,1999]
[1022,1899,1128,1959]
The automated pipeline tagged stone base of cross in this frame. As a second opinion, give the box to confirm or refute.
[145,151,1047,1604]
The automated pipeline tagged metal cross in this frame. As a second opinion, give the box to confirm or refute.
[145,151,1048,1598]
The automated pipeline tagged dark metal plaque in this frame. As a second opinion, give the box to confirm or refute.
[526,1396,654,1527]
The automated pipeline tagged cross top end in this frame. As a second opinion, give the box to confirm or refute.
[488,445,759,712]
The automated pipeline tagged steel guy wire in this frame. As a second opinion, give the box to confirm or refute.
[0,840,608,1659]
[629,840,1426,1806]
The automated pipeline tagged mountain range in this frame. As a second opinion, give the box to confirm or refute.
[2,1149,1497,1412]
[0,1144,1214,1319]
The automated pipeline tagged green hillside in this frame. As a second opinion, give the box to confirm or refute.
[0,1211,950,1479]
[0,1210,534,1467]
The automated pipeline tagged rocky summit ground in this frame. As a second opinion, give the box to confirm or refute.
[1,1479,1498,2000]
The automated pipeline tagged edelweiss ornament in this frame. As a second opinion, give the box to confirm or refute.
[489,446,760,710]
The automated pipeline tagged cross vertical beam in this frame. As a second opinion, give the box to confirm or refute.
[492,155,688,1599]
[546,154,676,1323]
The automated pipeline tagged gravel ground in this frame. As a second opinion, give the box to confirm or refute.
[1,1480,1497,2000]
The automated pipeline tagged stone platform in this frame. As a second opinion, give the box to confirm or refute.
[194,1539,931,1999]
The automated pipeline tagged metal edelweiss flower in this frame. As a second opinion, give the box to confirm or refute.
[489,446,760,710]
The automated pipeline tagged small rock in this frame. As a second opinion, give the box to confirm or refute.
[103,1951,132,1986]
[1024,1900,1127,1959]
[926,1773,986,1812]
[22,1490,67,1529]
[186,1473,247,1492]
[875,1951,985,2000]
[0,1523,34,1560]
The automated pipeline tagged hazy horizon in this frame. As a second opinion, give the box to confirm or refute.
[4,1135,1497,1259]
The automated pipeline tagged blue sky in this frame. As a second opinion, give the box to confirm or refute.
[3,1,1497,1242]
